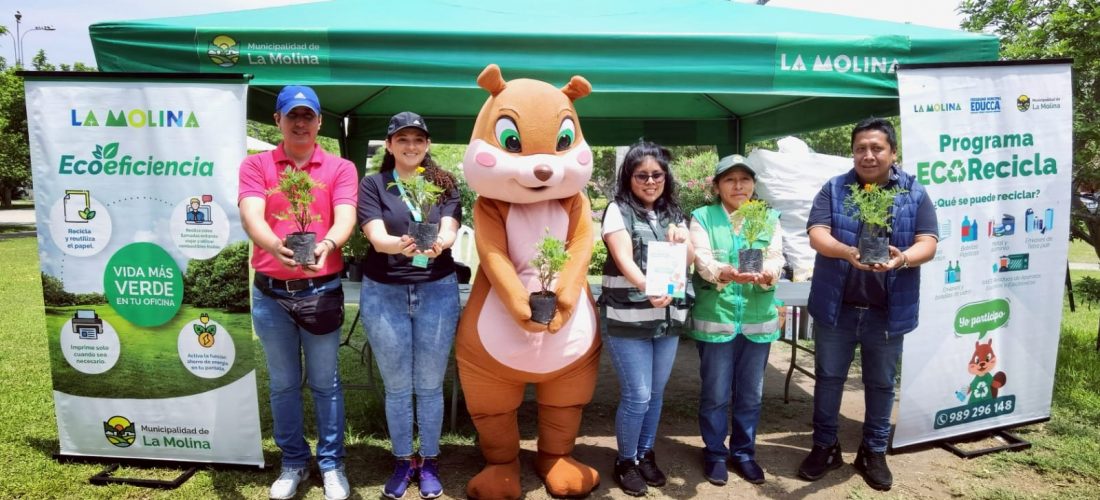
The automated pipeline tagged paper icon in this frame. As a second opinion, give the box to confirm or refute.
[64,189,92,223]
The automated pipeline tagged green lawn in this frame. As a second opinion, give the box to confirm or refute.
[2,235,1099,497]
[1069,239,1100,264]
[0,236,470,498]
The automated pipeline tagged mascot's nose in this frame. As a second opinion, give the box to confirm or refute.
[534,164,553,182]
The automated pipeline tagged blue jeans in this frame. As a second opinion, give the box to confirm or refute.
[811,306,904,453]
[360,273,459,458]
[697,335,771,464]
[251,280,345,472]
[602,332,679,461]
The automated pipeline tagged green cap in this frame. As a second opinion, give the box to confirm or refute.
[714,154,755,179]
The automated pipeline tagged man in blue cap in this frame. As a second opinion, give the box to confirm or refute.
[239,85,357,500]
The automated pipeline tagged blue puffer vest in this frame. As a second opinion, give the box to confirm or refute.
[807,166,928,335]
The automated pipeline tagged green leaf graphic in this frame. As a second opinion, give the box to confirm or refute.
[194,324,204,334]
[102,142,120,160]
[93,145,103,160]
[79,209,96,220]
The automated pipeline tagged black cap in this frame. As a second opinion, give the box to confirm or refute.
[387,111,430,138]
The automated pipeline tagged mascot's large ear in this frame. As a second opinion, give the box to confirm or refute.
[478,64,507,96]
[561,75,592,101]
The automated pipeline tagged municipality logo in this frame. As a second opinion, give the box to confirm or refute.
[1017,95,1031,112]
[207,35,239,67]
[104,415,137,448]
[913,102,961,113]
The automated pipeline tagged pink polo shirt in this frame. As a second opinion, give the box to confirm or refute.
[238,144,358,279]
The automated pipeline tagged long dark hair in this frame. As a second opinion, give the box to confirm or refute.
[379,146,457,197]
[613,140,685,222]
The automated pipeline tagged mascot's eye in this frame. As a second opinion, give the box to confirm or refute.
[495,117,521,153]
[556,118,576,151]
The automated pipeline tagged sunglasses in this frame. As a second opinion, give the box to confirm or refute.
[633,172,665,183]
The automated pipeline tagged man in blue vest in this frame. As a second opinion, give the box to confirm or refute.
[798,117,938,491]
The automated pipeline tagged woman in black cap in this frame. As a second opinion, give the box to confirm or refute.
[356,111,461,499]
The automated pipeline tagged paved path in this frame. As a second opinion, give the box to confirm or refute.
[0,208,35,225]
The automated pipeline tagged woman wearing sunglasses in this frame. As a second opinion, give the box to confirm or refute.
[598,140,693,496]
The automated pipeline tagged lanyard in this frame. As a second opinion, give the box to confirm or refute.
[392,170,422,222]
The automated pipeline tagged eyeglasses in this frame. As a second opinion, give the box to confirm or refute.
[633,172,665,183]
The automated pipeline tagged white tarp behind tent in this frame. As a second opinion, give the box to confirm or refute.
[247,136,277,151]
[747,137,851,281]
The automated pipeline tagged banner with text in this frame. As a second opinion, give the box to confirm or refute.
[893,62,1072,448]
[25,76,263,465]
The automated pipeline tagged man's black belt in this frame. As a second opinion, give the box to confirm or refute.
[255,272,340,293]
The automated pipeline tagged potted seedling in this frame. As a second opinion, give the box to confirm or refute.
[389,166,447,250]
[529,230,570,325]
[268,165,324,265]
[732,199,770,274]
[844,183,907,265]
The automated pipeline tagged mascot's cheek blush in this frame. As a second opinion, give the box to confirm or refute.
[476,152,497,167]
[576,149,592,166]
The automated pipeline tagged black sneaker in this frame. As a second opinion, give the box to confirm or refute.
[614,458,648,497]
[636,449,667,487]
[854,444,893,491]
[798,441,843,481]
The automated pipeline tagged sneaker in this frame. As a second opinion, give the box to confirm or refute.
[383,458,418,499]
[614,458,648,496]
[854,444,893,491]
[798,441,843,481]
[418,458,443,499]
[637,449,667,487]
[322,466,350,500]
[269,466,310,500]
[703,460,728,486]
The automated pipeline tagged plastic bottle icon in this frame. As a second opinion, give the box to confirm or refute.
[961,216,971,240]
[970,218,978,240]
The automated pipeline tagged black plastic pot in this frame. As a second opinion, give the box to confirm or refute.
[285,232,317,265]
[858,226,890,265]
[529,291,558,325]
[409,221,440,251]
[738,248,764,274]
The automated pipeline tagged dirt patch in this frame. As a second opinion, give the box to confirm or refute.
[382,337,1043,499]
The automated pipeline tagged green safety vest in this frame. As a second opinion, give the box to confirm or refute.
[599,202,691,338]
[689,203,781,344]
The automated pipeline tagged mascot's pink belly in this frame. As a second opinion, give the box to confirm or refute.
[477,201,597,373]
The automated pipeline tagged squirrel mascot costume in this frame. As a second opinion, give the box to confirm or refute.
[457,64,601,499]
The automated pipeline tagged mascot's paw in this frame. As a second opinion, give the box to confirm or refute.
[467,459,521,500]
[535,452,600,498]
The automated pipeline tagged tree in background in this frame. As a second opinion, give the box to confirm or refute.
[961,0,1100,257]
[0,48,95,207]
[0,67,30,208]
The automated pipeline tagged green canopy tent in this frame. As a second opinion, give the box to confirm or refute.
[89,0,997,167]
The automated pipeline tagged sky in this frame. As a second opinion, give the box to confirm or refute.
[0,0,969,67]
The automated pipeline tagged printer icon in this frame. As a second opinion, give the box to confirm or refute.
[72,310,103,340]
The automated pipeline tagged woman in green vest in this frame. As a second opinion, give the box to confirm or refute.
[599,141,693,497]
[689,154,784,486]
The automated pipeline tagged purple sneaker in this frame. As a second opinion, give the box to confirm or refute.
[418,458,443,498]
[383,458,418,499]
